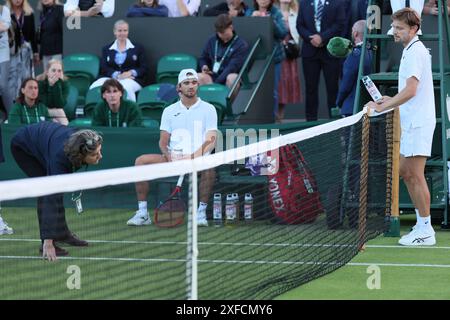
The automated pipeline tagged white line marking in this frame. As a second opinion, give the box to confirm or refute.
[0,255,449,268]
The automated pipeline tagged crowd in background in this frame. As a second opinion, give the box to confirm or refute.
[0,0,448,126]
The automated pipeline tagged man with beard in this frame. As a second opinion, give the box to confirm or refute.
[128,69,218,227]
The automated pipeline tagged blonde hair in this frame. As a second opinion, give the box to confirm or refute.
[274,0,298,13]
[36,59,67,81]
[6,0,34,16]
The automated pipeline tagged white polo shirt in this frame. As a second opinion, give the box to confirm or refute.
[398,36,436,129]
[159,0,200,17]
[160,98,218,154]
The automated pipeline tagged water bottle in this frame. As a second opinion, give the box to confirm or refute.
[244,193,253,222]
[233,193,240,224]
[213,193,223,227]
[225,194,236,225]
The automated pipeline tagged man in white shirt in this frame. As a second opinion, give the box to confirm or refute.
[64,0,115,18]
[366,8,436,246]
[128,69,218,227]
[159,0,200,17]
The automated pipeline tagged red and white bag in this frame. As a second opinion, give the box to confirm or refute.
[267,144,322,224]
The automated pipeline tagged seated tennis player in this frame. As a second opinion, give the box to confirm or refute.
[128,69,218,227]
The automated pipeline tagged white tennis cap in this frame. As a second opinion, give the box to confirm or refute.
[178,69,198,84]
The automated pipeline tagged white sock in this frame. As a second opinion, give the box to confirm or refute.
[198,202,207,217]
[138,201,148,215]
[417,214,431,227]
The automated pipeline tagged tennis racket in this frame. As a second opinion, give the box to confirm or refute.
[154,175,186,228]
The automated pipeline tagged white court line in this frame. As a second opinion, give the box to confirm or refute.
[1,238,450,249]
[0,255,450,268]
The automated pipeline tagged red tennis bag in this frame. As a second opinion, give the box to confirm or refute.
[267,144,322,224]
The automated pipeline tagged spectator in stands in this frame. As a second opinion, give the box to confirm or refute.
[159,0,200,17]
[198,14,248,100]
[37,59,69,125]
[274,0,302,123]
[0,3,13,121]
[203,0,249,17]
[128,69,217,227]
[126,0,168,17]
[92,79,143,127]
[335,20,372,117]
[64,0,115,18]
[297,0,346,121]
[423,0,450,16]
[10,121,103,261]
[6,0,38,105]
[366,8,436,246]
[89,20,148,102]
[0,125,14,235]
[37,0,64,72]
[246,0,287,120]
[8,78,50,125]
[388,0,424,35]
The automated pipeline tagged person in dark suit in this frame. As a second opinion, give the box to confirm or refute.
[203,0,249,17]
[10,121,103,260]
[335,20,372,117]
[89,19,148,102]
[297,0,346,121]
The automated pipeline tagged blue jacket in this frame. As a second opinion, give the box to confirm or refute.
[100,41,149,86]
[198,33,249,84]
[246,6,287,64]
[297,0,346,59]
[11,122,76,175]
[336,45,372,116]
[126,4,169,17]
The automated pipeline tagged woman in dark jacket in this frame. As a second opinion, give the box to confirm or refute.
[126,0,168,17]
[89,19,148,102]
[37,0,64,71]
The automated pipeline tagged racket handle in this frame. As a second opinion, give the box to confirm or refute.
[177,175,185,187]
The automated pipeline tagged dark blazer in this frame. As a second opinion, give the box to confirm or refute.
[0,125,4,163]
[335,45,372,116]
[203,2,249,16]
[38,4,64,56]
[296,0,346,59]
[11,12,37,54]
[100,41,149,87]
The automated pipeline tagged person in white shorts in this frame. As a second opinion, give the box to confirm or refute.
[366,8,436,246]
[128,69,218,227]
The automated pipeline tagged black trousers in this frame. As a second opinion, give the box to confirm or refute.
[302,50,341,121]
[10,138,70,241]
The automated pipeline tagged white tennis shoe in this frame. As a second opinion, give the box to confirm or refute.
[127,211,152,226]
[0,216,13,235]
[398,225,436,246]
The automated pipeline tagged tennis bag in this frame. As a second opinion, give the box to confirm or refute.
[267,144,322,224]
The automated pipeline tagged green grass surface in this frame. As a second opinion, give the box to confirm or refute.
[277,216,450,300]
[2,208,449,299]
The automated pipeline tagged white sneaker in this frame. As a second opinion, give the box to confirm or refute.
[399,225,436,246]
[0,220,13,235]
[127,211,151,226]
[197,208,208,227]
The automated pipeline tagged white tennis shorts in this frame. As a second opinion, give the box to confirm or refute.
[400,123,436,157]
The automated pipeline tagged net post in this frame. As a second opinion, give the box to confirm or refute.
[358,113,370,250]
[384,108,401,237]
[189,171,199,300]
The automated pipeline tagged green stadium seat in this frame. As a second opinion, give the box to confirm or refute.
[70,117,92,127]
[63,85,79,121]
[137,83,178,123]
[63,53,100,105]
[198,84,229,124]
[142,118,160,129]
[84,86,102,118]
[156,53,198,85]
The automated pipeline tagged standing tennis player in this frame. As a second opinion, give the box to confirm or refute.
[0,125,14,235]
[10,122,103,261]
[366,8,436,246]
[128,69,218,227]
